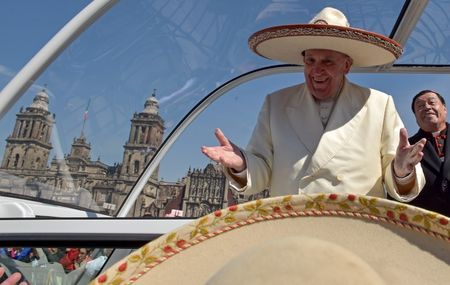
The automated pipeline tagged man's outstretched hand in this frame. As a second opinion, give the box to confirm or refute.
[393,128,426,178]
[201,128,246,172]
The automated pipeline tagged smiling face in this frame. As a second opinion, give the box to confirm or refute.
[413,92,447,132]
[303,49,353,101]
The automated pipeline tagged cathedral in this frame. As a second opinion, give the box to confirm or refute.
[0,89,268,217]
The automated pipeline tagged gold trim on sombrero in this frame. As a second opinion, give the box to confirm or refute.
[91,194,450,285]
[248,24,403,62]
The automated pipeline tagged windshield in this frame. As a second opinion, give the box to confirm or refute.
[1,0,450,218]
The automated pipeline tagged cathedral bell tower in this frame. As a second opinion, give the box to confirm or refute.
[66,134,92,172]
[120,90,164,178]
[1,89,55,170]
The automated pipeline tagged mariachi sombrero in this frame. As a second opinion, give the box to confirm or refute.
[248,7,403,67]
[91,193,450,285]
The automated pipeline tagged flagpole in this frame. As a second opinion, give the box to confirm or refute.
[81,98,91,137]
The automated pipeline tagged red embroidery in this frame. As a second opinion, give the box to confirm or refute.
[433,133,446,158]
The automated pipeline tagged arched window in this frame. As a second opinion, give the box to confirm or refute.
[23,121,29,138]
[140,126,146,144]
[13,154,20,168]
[134,160,139,174]
[40,125,47,140]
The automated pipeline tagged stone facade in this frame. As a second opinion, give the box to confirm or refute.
[0,89,268,217]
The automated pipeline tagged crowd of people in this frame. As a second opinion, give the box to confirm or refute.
[0,249,37,264]
[0,247,107,284]
[0,247,93,272]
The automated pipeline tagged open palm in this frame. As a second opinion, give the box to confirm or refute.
[201,128,246,172]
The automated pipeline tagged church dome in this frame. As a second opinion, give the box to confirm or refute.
[30,89,50,111]
[143,91,159,115]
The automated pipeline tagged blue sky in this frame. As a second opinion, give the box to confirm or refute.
[1,0,450,182]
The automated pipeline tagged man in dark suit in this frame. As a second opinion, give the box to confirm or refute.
[409,90,450,216]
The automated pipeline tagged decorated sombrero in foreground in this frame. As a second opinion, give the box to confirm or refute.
[91,193,450,285]
[248,7,403,67]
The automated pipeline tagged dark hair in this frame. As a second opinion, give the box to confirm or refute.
[411,89,446,113]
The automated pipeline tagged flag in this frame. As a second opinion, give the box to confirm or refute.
[83,98,91,121]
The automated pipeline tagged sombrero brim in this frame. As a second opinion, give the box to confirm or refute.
[248,24,403,67]
[92,194,450,285]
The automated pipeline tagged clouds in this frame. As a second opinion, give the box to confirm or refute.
[256,1,306,22]
[158,78,196,105]
[0,65,15,78]
[0,64,56,99]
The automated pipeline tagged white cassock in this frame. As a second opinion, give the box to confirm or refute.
[226,79,424,201]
